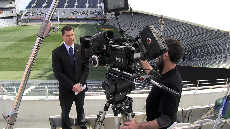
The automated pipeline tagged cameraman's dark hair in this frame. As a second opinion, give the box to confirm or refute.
[61,25,74,35]
[165,39,184,63]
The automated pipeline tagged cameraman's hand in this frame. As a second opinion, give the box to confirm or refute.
[121,119,139,129]
[72,83,82,93]
[140,60,153,74]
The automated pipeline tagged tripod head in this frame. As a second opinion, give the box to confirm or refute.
[102,67,136,103]
[111,96,134,117]
[102,79,134,103]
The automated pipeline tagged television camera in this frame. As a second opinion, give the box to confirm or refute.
[81,24,172,129]
[80,25,168,102]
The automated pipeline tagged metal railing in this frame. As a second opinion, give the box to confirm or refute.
[0,79,228,97]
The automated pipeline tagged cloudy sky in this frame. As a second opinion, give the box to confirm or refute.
[17,0,230,31]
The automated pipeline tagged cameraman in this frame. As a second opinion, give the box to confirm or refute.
[121,39,184,129]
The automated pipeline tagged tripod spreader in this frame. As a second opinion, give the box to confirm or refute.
[94,96,135,129]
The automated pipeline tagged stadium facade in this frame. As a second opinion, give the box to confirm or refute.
[0,0,17,27]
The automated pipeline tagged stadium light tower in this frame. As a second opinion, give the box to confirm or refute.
[97,0,103,9]
[74,0,78,8]
[86,0,89,8]
[15,0,19,13]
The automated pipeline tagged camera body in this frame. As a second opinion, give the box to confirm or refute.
[80,32,139,73]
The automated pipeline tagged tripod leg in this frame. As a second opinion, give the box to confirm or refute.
[94,102,110,129]
[122,112,135,122]
[114,115,120,129]
[94,111,106,129]
[121,96,135,124]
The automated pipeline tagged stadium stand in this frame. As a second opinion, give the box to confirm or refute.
[22,0,104,23]
[25,0,103,9]
[105,12,230,68]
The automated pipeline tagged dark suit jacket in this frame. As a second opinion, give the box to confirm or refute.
[52,43,89,98]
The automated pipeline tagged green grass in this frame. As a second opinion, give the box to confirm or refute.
[0,24,115,80]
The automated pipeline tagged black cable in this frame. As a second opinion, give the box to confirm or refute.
[114,7,135,37]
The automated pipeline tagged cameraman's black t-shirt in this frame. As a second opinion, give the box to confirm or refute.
[146,67,183,129]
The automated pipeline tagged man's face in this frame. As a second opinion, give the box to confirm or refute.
[62,29,75,46]
[157,55,164,71]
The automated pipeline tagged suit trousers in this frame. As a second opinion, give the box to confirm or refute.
[59,91,86,129]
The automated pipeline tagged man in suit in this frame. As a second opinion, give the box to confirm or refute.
[52,25,89,129]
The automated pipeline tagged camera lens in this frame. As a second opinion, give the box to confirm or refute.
[89,55,99,67]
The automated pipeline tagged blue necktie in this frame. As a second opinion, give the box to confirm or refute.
[69,47,74,62]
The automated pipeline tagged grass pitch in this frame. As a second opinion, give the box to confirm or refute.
[0,24,107,80]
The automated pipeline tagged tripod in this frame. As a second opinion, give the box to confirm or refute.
[94,95,135,129]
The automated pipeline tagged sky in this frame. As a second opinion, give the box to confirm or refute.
[16,0,230,31]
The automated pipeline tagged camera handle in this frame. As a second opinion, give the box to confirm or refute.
[114,11,125,36]
[94,96,135,129]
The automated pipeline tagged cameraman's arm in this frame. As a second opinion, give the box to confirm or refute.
[122,116,172,129]
[137,120,159,129]
[121,119,159,129]
[140,60,153,74]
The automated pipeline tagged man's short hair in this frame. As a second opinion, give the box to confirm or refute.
[61,25,74,35]
[165,39,184,63]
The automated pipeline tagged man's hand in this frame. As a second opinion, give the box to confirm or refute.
[72,83,82,93]
[121,119,139,129]
[140,60,153,74]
